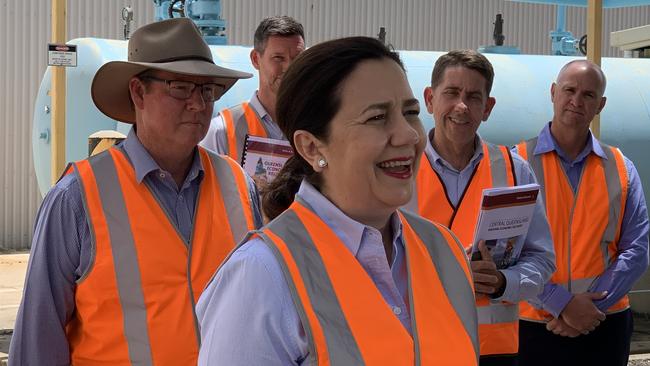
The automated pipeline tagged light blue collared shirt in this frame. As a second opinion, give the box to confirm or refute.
[197,181,410,366]
[407,131,556,306]
[201,91,285,156]
[524,122,649,317]
[9,130,261,366]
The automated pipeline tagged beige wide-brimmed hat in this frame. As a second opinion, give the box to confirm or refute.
[91,17,252,123]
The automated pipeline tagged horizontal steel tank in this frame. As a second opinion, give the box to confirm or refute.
[33,38,650,196]
[32,37,650,309]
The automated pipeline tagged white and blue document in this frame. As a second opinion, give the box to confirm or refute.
[470,183,540,269]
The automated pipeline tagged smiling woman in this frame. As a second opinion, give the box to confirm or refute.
[196,37,480,366]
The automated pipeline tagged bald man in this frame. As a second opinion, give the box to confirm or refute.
[515,60,649,366]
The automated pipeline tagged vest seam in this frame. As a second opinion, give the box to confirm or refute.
[421,152,456,215]
[143,180,191,247]
[449,161,481,228]
[564,153,589,293]
[505,148,518,186]
[186,162,202,346]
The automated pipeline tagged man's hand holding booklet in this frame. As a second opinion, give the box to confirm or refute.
[469,183,540,270]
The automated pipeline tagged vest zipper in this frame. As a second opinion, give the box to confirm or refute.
[186,186,202,346]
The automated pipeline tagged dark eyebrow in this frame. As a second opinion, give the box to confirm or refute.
[403,98,419,107]
[361,98,420,115]
[362,102,391,114]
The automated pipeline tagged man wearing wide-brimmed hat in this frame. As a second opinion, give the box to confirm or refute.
[10,18,261,366]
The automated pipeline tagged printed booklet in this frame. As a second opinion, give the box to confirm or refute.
[470,183,540,269]
[241,135,294,186]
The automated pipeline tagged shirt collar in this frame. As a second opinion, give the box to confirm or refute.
[534,121,607,163]
[295,180,403,257]
[121,128,204,184]
[250,91,272,124]
[425,128,484,173]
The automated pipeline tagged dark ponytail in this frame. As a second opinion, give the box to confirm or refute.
[261,155,321,220]
[262,36,404,220]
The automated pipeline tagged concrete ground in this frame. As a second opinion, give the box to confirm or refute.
[1,252,650,365]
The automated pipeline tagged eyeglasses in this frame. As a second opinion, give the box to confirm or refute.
[141,76,226,102]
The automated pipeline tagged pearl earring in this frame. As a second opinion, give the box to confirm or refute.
[317,158,328,168]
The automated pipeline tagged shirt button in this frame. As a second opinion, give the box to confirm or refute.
[393,306,402,315]
[159,172,166,179]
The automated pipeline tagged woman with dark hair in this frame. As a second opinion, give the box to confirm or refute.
[197,36,479,365]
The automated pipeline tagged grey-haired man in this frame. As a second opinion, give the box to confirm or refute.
[9,18,261,365]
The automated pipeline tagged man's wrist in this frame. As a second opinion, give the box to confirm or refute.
[489,270,507,298]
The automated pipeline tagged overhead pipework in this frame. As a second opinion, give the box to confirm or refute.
[478,14,522,54]
[152,0,227,45]
[508,0,650,56]
[550,5,584,56]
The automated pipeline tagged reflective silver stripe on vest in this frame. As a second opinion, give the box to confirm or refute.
[262,206,364,365]
[599,142,625,265]
[225,104,267,163]
[486,142,508,187]
[86,151,154,366]
[476,303,519,324]
[206,149,254,243]
[524,137,547,206]
[526,138,625,291]
[400,209,480,362]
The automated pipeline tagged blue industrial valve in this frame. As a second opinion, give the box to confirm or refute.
[152,0,227,45]
[550,29,581,55]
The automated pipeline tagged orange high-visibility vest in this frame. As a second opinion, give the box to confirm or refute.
[65,146,257,366]
[412,141,520,357]
[516,137,629,322]
[258,199,479,365]
[220,102,268,163]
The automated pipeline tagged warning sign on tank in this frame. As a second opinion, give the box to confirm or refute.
[48,44,77,67]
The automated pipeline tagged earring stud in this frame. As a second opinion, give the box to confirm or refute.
[317,158,328,168]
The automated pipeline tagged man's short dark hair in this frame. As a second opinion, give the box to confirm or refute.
[431,50,495,95]
[253,16,304,53]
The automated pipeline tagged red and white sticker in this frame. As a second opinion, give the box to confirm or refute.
[48,43,77,67]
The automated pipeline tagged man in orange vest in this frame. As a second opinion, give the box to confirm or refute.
[407,50,556,365]
[9,18,261,365]
[201,16,305,163]
[516,60,649,366]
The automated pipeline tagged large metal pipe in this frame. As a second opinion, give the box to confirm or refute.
[31,39,650,311]
[32,39,650,194]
